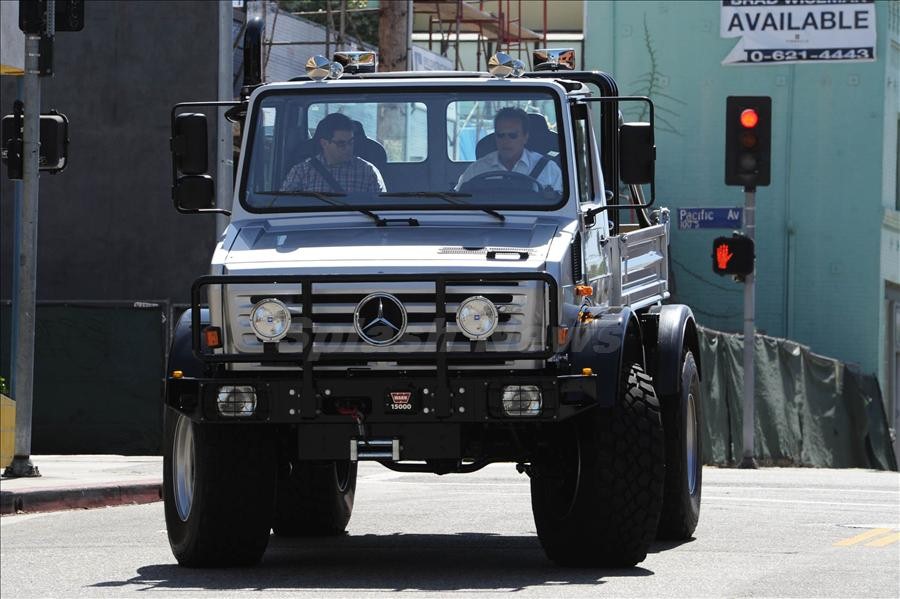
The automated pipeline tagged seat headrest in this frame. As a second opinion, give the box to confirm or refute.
[351,120,388,170]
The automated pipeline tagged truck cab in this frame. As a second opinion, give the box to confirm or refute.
[164,46,703,569]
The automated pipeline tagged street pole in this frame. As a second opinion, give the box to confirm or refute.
[5,32,43,478]
[10,78,24,400]
[217,0,233,236]
[740,186,757,469]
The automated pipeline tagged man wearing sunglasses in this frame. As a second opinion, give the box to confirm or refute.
[456,107,562,193]
[282,112,386,193]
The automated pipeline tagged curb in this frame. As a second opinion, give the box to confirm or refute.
[0,480,162,515]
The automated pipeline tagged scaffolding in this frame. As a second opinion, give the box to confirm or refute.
[414,0,547,71]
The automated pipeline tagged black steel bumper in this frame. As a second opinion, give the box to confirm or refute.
[167,369,600,424]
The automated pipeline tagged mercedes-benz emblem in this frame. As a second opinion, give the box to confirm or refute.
[354,293,407,346]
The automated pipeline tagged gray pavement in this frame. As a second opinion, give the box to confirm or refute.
[0,455,162,515]
[1,464,898,598]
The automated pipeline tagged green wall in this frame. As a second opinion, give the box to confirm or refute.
[585,1,897,376]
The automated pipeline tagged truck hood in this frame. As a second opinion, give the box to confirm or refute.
[222,222,561,271]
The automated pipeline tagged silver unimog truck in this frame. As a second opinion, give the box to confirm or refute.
[165,38,703,569]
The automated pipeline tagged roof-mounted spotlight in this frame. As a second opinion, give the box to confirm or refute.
[333,51,377,74]
[533,48,576,71]
[306,55,335,81]
[488,53,525,79]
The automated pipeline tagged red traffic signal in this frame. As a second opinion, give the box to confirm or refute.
[740,109,759,128]
[712,235,755,277]
[725,96,771,189]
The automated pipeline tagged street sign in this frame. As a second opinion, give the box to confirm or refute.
[677,207,743,230]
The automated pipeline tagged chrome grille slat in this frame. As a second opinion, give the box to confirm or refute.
[227,279,542,358]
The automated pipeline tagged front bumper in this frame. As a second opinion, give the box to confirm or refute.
[167,369,600,424]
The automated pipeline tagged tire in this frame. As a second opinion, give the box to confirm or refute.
[272,460,357,537]
[163,407,277,567]
[657,350,703,540]
[531,363,665,567]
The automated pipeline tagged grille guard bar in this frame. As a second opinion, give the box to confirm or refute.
[190,271,559,366]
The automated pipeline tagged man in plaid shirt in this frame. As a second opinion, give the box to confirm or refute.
[281,112,386,193]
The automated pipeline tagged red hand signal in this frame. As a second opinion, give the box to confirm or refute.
[716,243,733,270]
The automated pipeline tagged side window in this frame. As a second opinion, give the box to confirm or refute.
[446,99,559,161]
[248,106,278,192]
[573,113,594,202]
[308,102,427,163]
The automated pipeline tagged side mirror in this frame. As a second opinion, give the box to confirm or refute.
[172,113,208,175]
[174,175,215,212]
[619,122,654,185]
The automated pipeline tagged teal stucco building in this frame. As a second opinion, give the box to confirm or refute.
[584,1,900,423]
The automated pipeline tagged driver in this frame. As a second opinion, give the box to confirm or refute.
[456,107,562,193]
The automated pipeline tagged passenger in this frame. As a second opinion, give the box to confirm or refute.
[281,112,386,193]
[456,107,562,193]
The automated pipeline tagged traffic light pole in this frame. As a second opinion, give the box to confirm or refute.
[740,186,758,469]
[4,33,43,478]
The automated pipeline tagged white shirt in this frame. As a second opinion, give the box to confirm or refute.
[456,148,563,192]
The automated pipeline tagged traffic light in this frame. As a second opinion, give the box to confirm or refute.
[725,96,771,189]
[712,234,755,277]
[19,1,84,34]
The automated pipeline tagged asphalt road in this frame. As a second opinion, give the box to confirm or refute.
[1,465,898,598]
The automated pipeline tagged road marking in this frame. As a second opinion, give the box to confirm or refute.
[711,486,899,496]
[833,528,894,547]
[705,496,898,509]
[864,532,900,547]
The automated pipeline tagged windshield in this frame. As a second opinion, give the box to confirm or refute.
[240,87,568,214]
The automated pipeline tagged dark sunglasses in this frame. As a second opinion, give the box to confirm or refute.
[495,131,521,140]
[327,137,355,148]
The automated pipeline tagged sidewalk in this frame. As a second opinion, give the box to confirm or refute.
[0,455,162,515]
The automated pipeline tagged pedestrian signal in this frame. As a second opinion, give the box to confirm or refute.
[712,235,755,277]
[725,96,771,189]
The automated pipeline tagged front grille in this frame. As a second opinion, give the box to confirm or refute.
[223,279,544,357]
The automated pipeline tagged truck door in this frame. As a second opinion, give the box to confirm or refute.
[573,102,612,306]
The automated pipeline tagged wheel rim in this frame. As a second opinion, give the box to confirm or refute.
[173,415,195,522]
[686,390,699,495]
[335,460,352,493]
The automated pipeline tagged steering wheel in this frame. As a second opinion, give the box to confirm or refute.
[459,171,542,194]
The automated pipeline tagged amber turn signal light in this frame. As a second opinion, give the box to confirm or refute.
[203,326,223,349]
[575,285,592,297]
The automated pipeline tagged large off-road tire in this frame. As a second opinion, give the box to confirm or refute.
[531,363,665,567]
[656,350,703,540]
[163,408,277,567]
[272,460,357,537]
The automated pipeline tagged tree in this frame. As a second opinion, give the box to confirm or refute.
[378,1,409,72]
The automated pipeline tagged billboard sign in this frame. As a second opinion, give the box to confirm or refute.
[721,0,876,65]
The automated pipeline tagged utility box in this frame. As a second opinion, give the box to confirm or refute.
[0,395,14,469]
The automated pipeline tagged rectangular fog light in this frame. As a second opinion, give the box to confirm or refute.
[217,385,257,417]
[501,385,542,416]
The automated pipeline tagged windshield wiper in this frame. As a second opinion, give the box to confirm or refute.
[378,191,505,222]
[254,190,387,225]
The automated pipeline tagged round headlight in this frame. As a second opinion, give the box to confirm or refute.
[456,296,499,340]
[249,299,292,342]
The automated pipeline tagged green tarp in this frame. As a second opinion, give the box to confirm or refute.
[698,327,896,470]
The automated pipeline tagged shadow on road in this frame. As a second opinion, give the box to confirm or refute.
[92,532,661,592]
